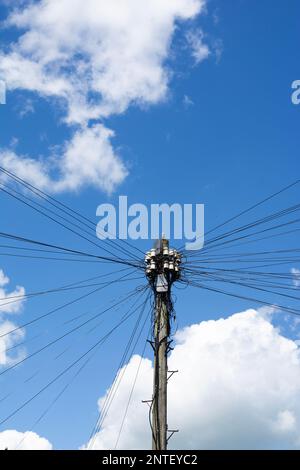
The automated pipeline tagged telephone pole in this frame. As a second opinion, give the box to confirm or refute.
[145,237,181,450]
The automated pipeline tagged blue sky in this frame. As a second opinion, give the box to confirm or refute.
[0,0,300,450]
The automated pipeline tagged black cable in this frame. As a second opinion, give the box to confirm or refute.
[178,178,300,251]
[183,279,300,316]
[114,326,151,449]
[0,266,133,308]
[0,231,142,269]
[0,165,143,260]
[0,270,139,340]
[0,285,148,411]
[88,291,151,447]
[0,290,150,428]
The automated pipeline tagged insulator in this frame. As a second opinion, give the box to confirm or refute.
[163,246,169,256]
[150,249,156,258]
[169,249,174,256]
[150,260,156,270]
[169,262,174,270]
[164,261,169,270]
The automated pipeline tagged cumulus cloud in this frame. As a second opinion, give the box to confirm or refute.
[0,125,127,194]
[0,430,52,450]
[2,0,205,120]
[85,308,300,450]
[0,0,207,193]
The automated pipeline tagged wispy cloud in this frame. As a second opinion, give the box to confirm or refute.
[186,29,210,65]
[291,268,300,288]
[0,268,26,367]
[0,268,25,315]
[183,94,195,108]
[16,97,35,119]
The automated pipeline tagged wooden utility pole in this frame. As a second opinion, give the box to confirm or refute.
[145,238,181,450]
[152,290,169,450]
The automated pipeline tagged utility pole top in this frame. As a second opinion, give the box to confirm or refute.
[145,239,181,290]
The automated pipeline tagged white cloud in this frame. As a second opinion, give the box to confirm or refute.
[186,29,210,64]
[213,38,223,63]
[0,271,46,450]
[0,266,50,450]
[0,268,26,366]
[85,308,300,450]
[0,430,52,450]
[0,271,9,288]
[17,98,35,119]
[0,319,25,366]
[84,355,153,450]
[0,124,127,194]
[291,269,300,288]
[183,94,194,108]
[0,0,207,193]
[0,268,25,315]
[3,0,204,120]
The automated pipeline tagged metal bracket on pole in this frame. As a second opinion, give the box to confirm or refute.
[148,337,168,353]
[142,399,153,409]
[167,370,179,382]
[167,340,174,354]
[147,339,155,351]
[167,429,179,444]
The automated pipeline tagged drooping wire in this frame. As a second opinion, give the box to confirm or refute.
[12,293,151,450]
[88,290,151,448]
[114,325,151,450]
[0,287,149,428]
[0,284,148,378]
[0,268,140,341]
[0,165,143,261]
